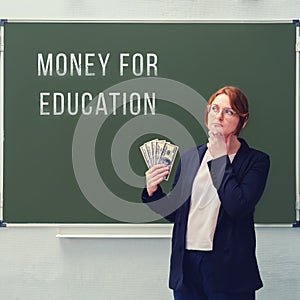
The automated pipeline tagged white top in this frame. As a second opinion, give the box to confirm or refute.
[185,150,236,251]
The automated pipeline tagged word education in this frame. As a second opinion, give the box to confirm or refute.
[39,91,156,116]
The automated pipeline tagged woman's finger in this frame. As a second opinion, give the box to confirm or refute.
[147,169,169,184]
[146,164,169,176]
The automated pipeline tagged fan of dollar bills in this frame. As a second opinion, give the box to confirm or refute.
[140,139,179,181]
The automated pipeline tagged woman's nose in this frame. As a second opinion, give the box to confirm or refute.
[216,110,224,119]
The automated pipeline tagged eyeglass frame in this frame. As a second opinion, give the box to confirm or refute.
[207,104,238,119]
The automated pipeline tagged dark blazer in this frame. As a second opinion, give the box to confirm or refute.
[142,138,270,293]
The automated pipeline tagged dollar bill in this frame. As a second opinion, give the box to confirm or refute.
[158,142,179,181]
[151,139,158,164]
[144,141,153,167]
[155,139,166,165]
[139,144,152,168]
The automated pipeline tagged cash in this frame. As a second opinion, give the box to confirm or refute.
[140,139,179,181]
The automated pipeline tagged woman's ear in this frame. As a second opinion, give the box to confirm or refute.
[242,119,248,129]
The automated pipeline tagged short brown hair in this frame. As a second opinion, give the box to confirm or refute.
[205,86,249,136]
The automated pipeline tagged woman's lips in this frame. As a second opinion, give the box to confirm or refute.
[212,123,222,127]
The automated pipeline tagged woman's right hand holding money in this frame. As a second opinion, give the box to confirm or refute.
[146,164,169,197]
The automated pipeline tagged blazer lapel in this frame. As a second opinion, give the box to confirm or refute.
[179,145,207,204]
[216,138,250,225]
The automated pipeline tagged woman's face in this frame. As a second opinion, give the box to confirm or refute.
[207,93,240,137]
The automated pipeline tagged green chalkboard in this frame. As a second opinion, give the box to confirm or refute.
[2,22,296,223]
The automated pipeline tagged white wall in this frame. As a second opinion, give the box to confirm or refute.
[1,1,300,299]
[0,0,299,21]
[0,227,173,300]
[0,227,300,299]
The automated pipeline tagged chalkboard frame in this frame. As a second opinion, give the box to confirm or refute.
[0,20,298,232]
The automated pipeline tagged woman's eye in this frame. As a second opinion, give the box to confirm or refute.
[211,106,218,112]
[225,109,234,115]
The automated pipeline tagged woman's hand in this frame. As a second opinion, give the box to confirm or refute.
[146,164,169,197]
[208,125,232,158]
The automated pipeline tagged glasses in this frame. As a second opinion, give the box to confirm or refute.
[208,104,237,119]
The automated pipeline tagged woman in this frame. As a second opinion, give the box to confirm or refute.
[142,86,270,300]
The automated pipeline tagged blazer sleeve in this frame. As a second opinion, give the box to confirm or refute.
[208,152,270,219]
[141,159,182,223]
